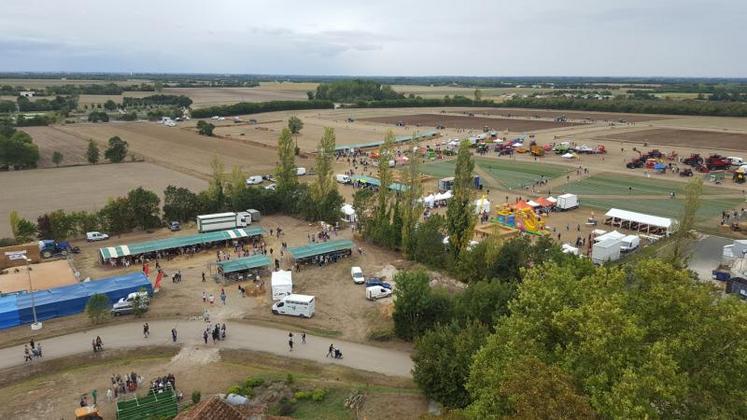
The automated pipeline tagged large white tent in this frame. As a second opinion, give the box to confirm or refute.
[604,208,677,236]
[341,204,357,222]
[474,196,491,214]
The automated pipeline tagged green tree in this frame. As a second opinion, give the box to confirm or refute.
[400,138,423,258]
[44,210,78,240]
[474,88,482,102]
[104,136,128,163]
[0,130,40,169]
[100,197,134,235]
[163,185,199,222]
[467,259,747,419]
[411,214,448,268]
[453,279,516,327]
[668,177,703,269]
[85,294,110,324]
[88,111,109,122]
[10,210,37,242]
[207,156,227,211]
[288,116,304,150]
[154,81,164,93]
[131,287,148,318]
[103,100,117,111]
[412,321,488,408]
[275,128,298,197]
[392,270,453,340]
[86,140,100,164]
[127,187,161,230]
[196,120,215,136]
[445,140,475,259]
[307,127,338,221]
[52,151,63,167]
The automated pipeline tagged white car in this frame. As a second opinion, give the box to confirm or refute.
[296,167,307,176]
[366,286,392,300]
[245,175,264,185]
[351,266,364,284]
[86,231,109,242]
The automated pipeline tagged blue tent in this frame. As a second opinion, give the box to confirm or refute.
[0,272,152,329]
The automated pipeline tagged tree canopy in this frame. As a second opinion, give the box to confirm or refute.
[314,79,404,102]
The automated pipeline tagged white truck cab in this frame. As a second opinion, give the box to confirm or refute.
[272,294,316,318]
[86,231,109,242]
[366,286,392,300]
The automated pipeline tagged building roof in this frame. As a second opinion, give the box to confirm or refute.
[175,396,245,420]
[595,230,626,242]
[605,208,675,229]
[217,254,271,274]
[351,175,409,192]
[100,227,264,260]
[288,240,353,260]
[335,130,438,151]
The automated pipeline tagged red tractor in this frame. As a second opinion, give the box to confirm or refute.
[683,154,704,167]
[706,154,732,171]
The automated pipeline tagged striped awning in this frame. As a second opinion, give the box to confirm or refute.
[99,227,264,260]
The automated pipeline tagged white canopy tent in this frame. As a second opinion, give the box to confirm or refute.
[594,230,626,243]
[604,208,677,236]
[341,204,357,222]
[474,197,491,214]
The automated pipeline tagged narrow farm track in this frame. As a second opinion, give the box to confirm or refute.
[0,320,414,378]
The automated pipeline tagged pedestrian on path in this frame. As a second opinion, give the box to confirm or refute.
[143,323,150,338]
[106,388,113,402]
[171,328,177,343]
[24,345,31,362]
[202,291,207,302]
[203,330,208,344]
[288,337,294,352]
[92,389,97,405]
[202,272,206,282]
[327,344,334,358]
[301,332,306,344]
[220,290,226,305]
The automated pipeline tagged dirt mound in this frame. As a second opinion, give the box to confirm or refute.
[168,346,221,367]
[375,264,399,281]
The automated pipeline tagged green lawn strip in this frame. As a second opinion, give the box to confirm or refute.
[564,172,724,196]
[291,388,354,420]
[581,197,743,227]
[420,158,570,190]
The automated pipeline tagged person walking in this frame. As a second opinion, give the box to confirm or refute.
[202,272,206,282]
[203,330,208,345]
[30,338,35,350]
[106,388,113,402]
[301,332,306,344]
[24,345,31,362]
[171,328,177,343]
[143,323,150,338]
[92,339,98,353]
[288,337,294,352]
[202,291,207,302]
[327,344,334,358]
[36,342,42,358]
[92,389,97,405]
[220,290,226,305]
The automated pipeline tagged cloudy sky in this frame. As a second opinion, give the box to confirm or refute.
[1,0,745,77]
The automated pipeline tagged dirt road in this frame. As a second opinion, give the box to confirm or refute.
[1,319,413,378]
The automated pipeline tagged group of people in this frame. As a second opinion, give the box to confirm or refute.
[287,331,306,351]
[108,371,142,400]
[202,323,227,344]
[150,373,176,393]
[23,339,42,362]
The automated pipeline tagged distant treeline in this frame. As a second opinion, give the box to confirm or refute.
[169,80,260,88]
[348,96,497,108]
[313,79,403,102]
[122,95,193,108]
[191,100,334,118]
[17,95,78,112]
[500,97,747,117]
[46,83,154,95]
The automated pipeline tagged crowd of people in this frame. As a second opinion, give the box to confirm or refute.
[107,371,142,400]
[23,339,42,362]
[202,323,227,344]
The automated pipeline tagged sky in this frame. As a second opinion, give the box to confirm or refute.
[1,0,746,77]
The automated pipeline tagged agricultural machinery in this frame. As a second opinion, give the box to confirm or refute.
[39,240,80,259]
[683,154,704,167]
[706,154,732,171]
[679,168,694,177]
[734,171,746,184]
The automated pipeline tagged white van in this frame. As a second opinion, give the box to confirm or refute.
[86,231,109,242]
[620,235,641,252]
[336,174,351,184]
[351,266,364,284]
[245,176,264,185]
[728,157,744,165]
[296,167,307,176]
[366,286,392,300]
[272,294,315,318]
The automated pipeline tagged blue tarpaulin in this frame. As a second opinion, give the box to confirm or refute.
[0,272,153,329]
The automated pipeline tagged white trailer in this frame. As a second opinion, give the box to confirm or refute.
[271,294,315,318]
[271,270,293,301]
[592,238,622,264]
[556,193,579,211]
[196,212,248,233]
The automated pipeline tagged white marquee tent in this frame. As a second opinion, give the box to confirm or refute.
[604,208,677,236]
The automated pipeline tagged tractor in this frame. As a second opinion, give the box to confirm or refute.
[706,154,732,171]
[683,153,704,167]
[679,168,694,177]
[39,240,80,259]
[734,171,746,184]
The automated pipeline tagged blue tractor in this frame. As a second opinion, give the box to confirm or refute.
[39,240,80,259]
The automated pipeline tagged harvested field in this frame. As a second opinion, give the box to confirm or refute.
[476,108,670,123]
[54,121,302,179]
[0,162,207,237]
[361,113,583,132]
[20,126,90,167]
[0,260,76,293]
[598,128,747,151]
[164,82,312,108]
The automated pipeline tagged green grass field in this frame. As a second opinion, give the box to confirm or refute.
[564,173,723,196]
[420,158,570,190]
[582,196,743,227]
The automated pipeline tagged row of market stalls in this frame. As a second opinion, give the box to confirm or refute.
[351,175,409,192]
[604,208,676,236]
[98,227,265,263]
[0,272,152,330]
[334,131,438,153]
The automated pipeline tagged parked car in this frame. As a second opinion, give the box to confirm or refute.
[245,176,264,185]
[111,300,149,316]
[366,286,393,300]
[169,221,181,231]
[365,277,392,289]
[351,266,364,284]
[86,231,109,242]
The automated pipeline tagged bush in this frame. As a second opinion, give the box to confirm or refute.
[226,385,242,395]
[85,294,110,324]
[245,377,265,389]
[191,390,201,404]
[285,373,295,385]
[294,388,327,402]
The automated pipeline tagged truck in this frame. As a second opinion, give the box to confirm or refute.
[620,235,640,252]
[38,240,79,259]
[592,238,623,264]
[271,294,316,318]
[196,212,249,233]
[366,286,393,300]
[556,194,579,211]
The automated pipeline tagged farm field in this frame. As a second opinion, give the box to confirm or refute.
[475,108,670,123]
[0,162,207,237]
[420,157,570,190]
[361,113,584,132]
[562,172,723,196]
[164,82,312,108]
[598,128,747,151]
[582,196,743,227]
[19,126,90,167]
[391,85,546,101]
